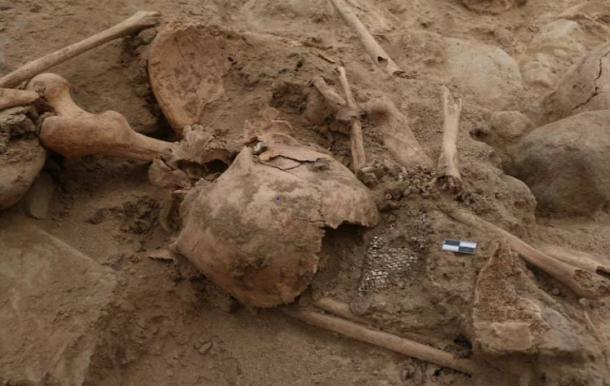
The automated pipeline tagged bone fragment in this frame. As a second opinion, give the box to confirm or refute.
[0,11,161,88]
[441,206,610,299]
[283,306,480,374]
[312,74,432,170]
[28,73,173,161]
[336,67,366,171]
[362,96,433,169]
[0,88,39,110]
[436,86,463,193]
[311,76,347,113]
[329,0,403,76]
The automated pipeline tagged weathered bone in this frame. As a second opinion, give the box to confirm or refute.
[537,245,610,276]
[436,86,463,193]
[329,0,403,76]
[336,67,367,171]
[311,76,347,114]
[0,88,39,111]
[312,76,432,170]
[441,206,610,299]
[283,306,480,375]
[362,96,433,169]
[174,117,378,307]
[28,73,173,161]
[0,11,160,88]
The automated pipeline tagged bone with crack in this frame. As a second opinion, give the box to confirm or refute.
[436,86,463,193]
[27,73,174,161]
[0,11,161,88]
[174,116,378,307]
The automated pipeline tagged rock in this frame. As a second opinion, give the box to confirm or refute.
[522,19,587,88]
[521,57,556,88]
[472,245,593,357]
[0,107,46,210]
[541,42,610,123]
[0,219,116,385]
[23,172,54,219]
[444,38,524,109]
[510,110,610,215]
[490,110,534,143]
[460,0,527,14]
[0,140,46,210]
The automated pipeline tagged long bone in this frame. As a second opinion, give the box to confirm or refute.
[329,0,403,76]
[0,88,39,110]
[28,73,173,161]
[0,11,160,88]
[436,86,463,192]
[441,206,610,299]
[283,306,480,375]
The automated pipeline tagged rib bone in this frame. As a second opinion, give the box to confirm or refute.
[28,73,173,161]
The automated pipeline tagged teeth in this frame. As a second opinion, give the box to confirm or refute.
[359,236,420,293]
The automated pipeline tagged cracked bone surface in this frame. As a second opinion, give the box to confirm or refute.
[175,119,378,307]
[28,73,173,161]
[541,41,610,123]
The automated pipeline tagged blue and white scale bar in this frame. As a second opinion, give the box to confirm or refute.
[442,240,477,255]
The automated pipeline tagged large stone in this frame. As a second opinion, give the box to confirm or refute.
[0,107,46,210]
[445,38,524,109]
[23,172,55,219]
[473,245,589,357]
[541,42,610,123]
[522,19,587,88]
[0,220,116,385]
[510,110,610,215]
[0,138,45,210]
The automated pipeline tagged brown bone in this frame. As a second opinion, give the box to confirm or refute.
[28,73,173,161]
[283,305,480,375]
[0,88,39,111]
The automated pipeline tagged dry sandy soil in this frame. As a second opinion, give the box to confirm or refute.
[1,0,610,385]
